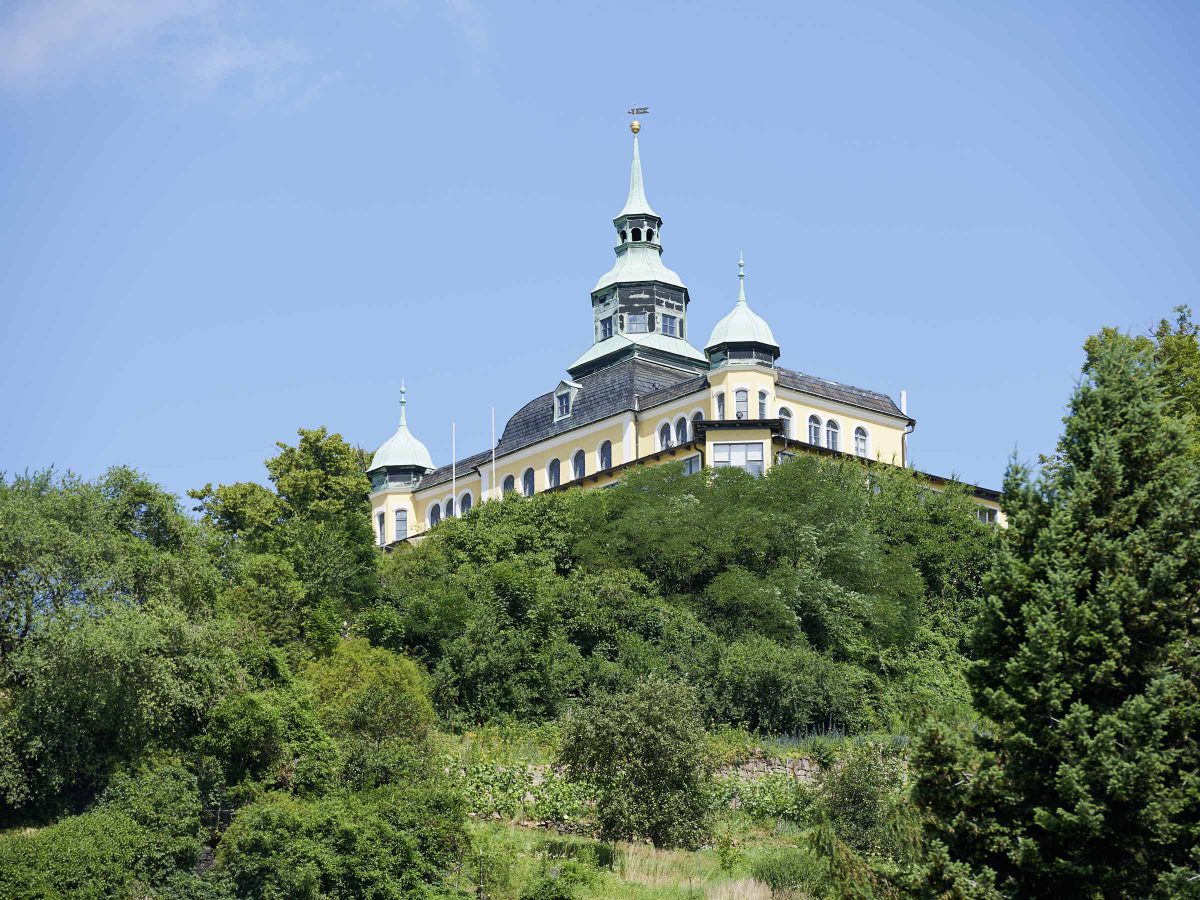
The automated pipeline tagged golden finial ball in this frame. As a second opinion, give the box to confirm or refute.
[630,120,641,134]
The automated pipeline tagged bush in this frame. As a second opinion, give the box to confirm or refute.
[303,638,436,789]
[216,781,467,900]
[750,848,815,898]
[558,677,713,849]
[0,757,208,898]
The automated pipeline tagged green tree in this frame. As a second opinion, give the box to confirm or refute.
[191,427,376,651]
[558,677,713,849]
[913,330,1200,897]
[0,467,221,659]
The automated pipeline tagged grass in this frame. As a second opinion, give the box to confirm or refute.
[461,815,821,899]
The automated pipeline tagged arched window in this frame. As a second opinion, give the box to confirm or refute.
[522,467,535,497]
[599,440,612,470]
[659,422,672,450]
[758,391,768,419]
[808,415,822,445]
[572,449,585,480]
[503,474,515,495]
[460,493,472,515]
[675,417,688,445]
[716,392,726,419]
[619,229,627,242]
[735,389,748,419]
[631,227,642,242]
[692,410,704,426]
[779,407,793,438]
[854,426,868,457]
[826,420,840,451]
[445,497,455,518]
[548,458,561,488]
[377,512,385,546]
[646,228,655,242]
[429,502,441,526]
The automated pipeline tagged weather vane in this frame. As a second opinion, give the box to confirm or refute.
[627,106,649,133]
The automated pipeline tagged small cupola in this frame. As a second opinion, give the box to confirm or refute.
[705,255,780,369]
[368,383,435,491]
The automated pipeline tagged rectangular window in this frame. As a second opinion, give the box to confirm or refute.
[976,507,998,525]
[661,314,678,336]
[735,392,748,419]
[394,509,408,540]
[716,393,725,419]
[557,394,571,417]
[626,313,648,333]
[682,454,702,476]
[758,393,767,419]
[712,442,765,477]
[377,512,386,546]
[600,316,613,339]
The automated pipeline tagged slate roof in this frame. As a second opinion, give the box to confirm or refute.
[410,361,907,492]
[777,367,907,419]
[496,357,697,457]
[419,449,495,491]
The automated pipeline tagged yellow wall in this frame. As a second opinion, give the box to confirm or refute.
[775,385,907,466]
[371,371,992,544]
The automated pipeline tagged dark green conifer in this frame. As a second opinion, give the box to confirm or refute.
[914,332,1200,897]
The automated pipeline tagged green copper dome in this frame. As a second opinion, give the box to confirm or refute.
[369,385,434,472]
[705,256,780,354]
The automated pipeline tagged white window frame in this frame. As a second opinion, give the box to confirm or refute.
[808,414,822,446]
[826,419,840,452]
[854,426,869,457]
[712,441,765,477]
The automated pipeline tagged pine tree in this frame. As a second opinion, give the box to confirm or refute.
[913,331,1200,898]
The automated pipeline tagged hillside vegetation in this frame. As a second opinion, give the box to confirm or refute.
[1,309,1197,898]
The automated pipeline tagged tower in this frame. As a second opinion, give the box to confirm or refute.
[567,121,707,378]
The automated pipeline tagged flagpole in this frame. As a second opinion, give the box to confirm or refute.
[491,407,496,500]
[451,422,456,516]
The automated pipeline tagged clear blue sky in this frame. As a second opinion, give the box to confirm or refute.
[2,1,1197,499]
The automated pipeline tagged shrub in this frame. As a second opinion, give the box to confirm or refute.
[558,677,713,849]
[216,781,467,900]
[750,848,815,898]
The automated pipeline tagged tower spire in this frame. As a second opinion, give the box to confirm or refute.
[618,125,657,219]
[737,252,747,305]
[399,381,408,427]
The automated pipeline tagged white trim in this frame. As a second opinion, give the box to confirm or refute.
[806,412,823,446]
[673,414,690,445]
[778,405,794,438]
[570,447,587,480]
[596,437,614,471]
[521,466,536,497]
[853,425,870,458]
[655,417,675,451]
[458,489,474,514]
[546,456,562,488]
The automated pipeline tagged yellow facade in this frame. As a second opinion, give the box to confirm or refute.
[369,374,931,545]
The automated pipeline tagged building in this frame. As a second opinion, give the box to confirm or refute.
[368,122,1001,546]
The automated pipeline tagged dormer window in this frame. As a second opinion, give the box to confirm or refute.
[554,380,581,422]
